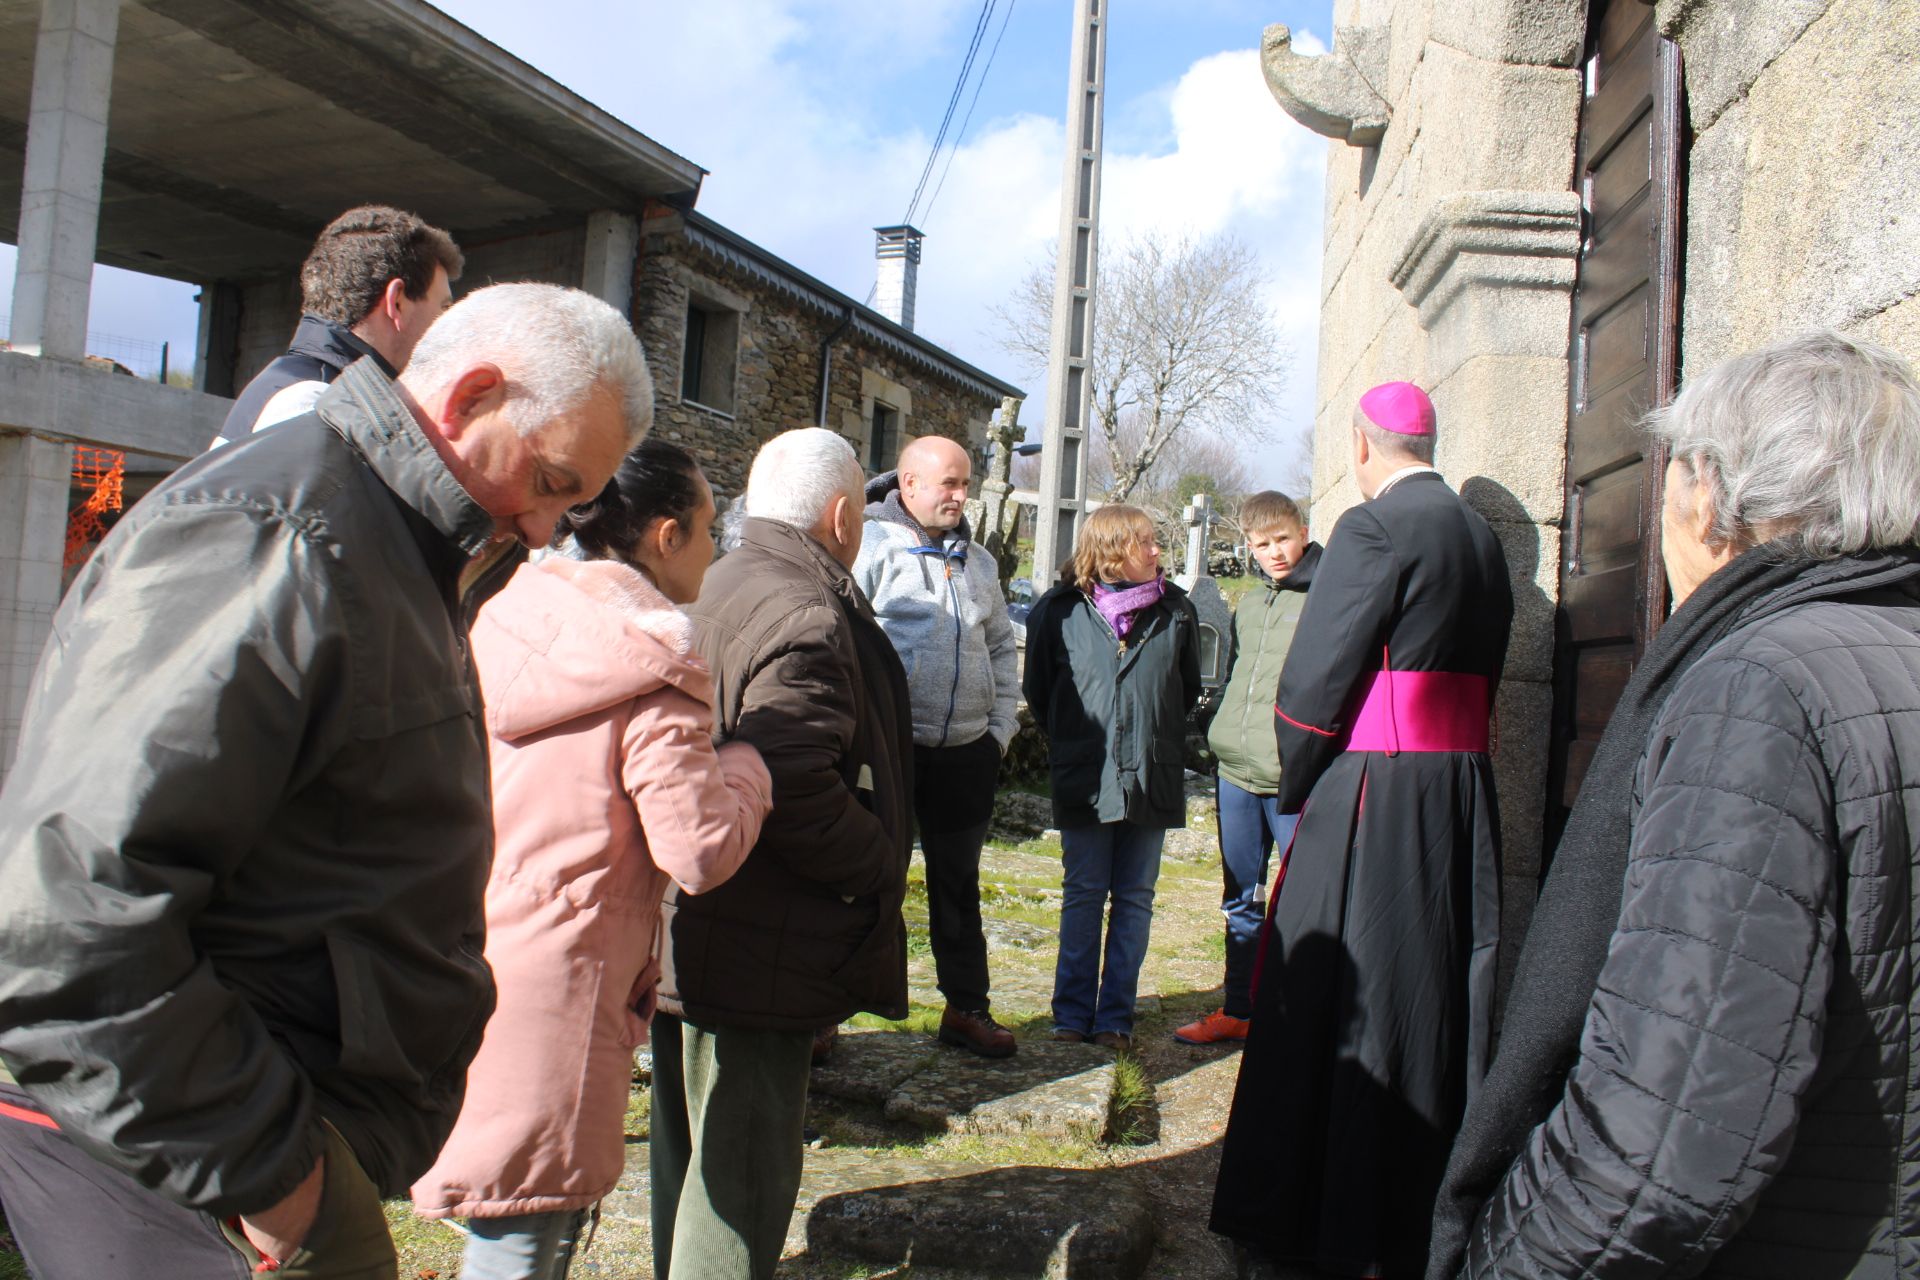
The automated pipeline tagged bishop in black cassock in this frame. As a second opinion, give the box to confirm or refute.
[1210,382,1513,1279]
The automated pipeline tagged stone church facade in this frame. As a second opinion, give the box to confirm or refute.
[1264,0,1920,971]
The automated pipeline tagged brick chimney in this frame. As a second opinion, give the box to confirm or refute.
[873,225,924,331]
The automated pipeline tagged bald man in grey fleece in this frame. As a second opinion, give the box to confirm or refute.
[853,435,1019,1058]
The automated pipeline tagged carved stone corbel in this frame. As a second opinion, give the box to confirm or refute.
[1390,190,1583,326]
[1260,22,1391,147]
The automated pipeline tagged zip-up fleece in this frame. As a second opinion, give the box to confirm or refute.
[852,474,1019,750]
[1207,543,1321,794]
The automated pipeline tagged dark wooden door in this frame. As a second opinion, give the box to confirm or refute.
[1544,0,1684,854]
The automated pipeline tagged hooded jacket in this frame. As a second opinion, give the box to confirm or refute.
[412,557,769,1220]
[214,315,396,446]
[1207,543,1321,793]
[852,473,1019,750]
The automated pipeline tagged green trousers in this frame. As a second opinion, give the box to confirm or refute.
[218,1121,396,1279]
[649,1013,814,1280]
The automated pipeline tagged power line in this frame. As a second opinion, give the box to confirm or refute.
[900,0,996,229]
[919,0,1018,230]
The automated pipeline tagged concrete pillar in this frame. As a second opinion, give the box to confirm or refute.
[1032,0,1106,590]
[194,280,242,397]
[9,0,122,361]
[0,432,72,776]
[582,211,639,321]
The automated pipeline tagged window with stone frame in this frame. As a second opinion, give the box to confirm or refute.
[867,402,901,473]
[680,295,740,414]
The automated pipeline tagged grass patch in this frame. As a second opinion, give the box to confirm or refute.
[1107,1053,1155,1145]
[1215,575,1260,607]
[624,1082,651,1140]
[846,1003,944,1035]
[924,1129,1106,1167]
[1203,930,1228,962]
[382,1199,467,1276]
[0,1217,26,1280]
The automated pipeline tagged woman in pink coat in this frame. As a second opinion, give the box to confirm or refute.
[413,439,772,1279]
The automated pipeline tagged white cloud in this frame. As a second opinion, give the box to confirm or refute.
[3,1,1334,489]
[892,46,1331,487]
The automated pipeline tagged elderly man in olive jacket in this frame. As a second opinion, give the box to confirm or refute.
[655,426,913,1280]
[0,284,646,1280]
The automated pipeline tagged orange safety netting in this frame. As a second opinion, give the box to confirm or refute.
[64,447,125,571]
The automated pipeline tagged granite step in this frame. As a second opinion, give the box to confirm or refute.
[599,1139,1157,1278]
[811,1029,1118,1143]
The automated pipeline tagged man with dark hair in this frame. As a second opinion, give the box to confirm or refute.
[213,204,462,446]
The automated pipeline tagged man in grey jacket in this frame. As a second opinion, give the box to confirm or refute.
[853,434,1019,1058]
[0,283,646,1279]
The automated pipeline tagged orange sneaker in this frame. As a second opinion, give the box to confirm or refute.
[1172,1009,1251,1045]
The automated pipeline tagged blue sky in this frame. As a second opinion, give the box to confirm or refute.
[3,0,1335,485]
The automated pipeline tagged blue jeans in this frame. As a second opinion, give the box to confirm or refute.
[1217,778,1298,1019]
[1053,822,1166,1037]
[461,1209,590,1280]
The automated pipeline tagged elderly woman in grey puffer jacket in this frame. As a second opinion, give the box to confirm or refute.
[1429,331,1920,1280]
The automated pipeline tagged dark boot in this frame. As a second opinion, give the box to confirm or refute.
[938,1006,1017,1058]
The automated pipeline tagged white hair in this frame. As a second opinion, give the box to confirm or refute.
[403,282,653,445]
[1647,329,1920,559]
[744,428,864,529]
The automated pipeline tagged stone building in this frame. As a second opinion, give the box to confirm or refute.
[0,0,1020,780]
[634,208,1021,496]
[1262,0,1920,967]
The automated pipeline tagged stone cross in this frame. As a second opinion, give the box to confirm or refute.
[1184,491,1213,580]
[977,395,1022,593]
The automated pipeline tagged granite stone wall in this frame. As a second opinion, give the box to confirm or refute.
[632,224,998,498]
[1301,0,1586,968]
[1294,0,1918,987]
[1657,0,1920,372]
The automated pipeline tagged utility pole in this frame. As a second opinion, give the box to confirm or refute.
[1031,0,1107,590]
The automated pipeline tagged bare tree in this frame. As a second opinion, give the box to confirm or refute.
[992,230,1291,503]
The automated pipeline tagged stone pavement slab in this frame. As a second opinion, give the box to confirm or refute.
[810,1029,938,1104]
[805,1157,1157,1279]
[885,1039,1115,1141]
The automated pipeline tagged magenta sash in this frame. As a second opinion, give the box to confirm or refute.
[1345,669,1490,754]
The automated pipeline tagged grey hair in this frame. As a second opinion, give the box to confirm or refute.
[1647,329,1920,559]
[1352,405,1436,464]
[402,282,653,446]
[745,428,864,528]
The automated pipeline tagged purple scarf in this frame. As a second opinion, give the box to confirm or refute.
[1092,575,1166,640]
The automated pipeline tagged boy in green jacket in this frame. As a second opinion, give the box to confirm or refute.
[1175,492,1321,1044]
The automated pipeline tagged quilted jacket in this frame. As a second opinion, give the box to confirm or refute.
[1464,559,1920,1278]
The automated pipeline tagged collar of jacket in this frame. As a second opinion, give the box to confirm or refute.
[317,359,498,560]
[738,515,870,610]
[863,471,972,557]
[1265,540,1323,594]
[289,314,399,380]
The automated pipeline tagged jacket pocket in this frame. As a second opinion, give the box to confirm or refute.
[348,682,476,741]
[327,932,488,1089]
[828,897,895,984]
[1145,739,1186,817]
[1051,745,1106,809]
